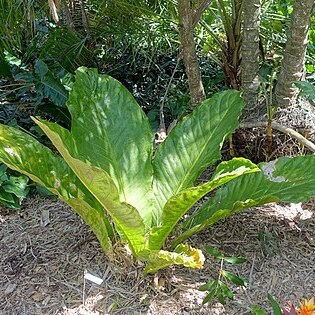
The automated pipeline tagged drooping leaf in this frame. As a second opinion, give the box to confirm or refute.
[216,288,226,305]
[267,294,282,315]
[65,68,157,226]
[221,270,247,286]
[183,156,315,236]
[152,90,244,212]
[202,288,217,304]
[149,158,259,250]
[0,163,29,204]
[34,118,147,254]
[205,245,223,258]
[2,174,29,197]
[199,280,218,292]
[143,243,205,274]
[0,124,113,252]
[218,280,234,300]
[0,190,20,208]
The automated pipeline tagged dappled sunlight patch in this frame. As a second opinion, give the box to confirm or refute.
[61,292,105,315]
[4,146,19,157]
[259,202,314,223]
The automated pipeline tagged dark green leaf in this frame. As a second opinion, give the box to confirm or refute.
[221,257,247,264]
[0,190,20,208]
[35,60,49,79]
[221,270,248,286]
[35,184,56,199]
[205,245,223,258]
[35,60,68,107]
[218,280,233,300]
[202,288,217,304]
[216,289,226,305]
[199,280,218,292]
[267,294,282,315]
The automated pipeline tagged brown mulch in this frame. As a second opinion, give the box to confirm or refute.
[0,196,314,315]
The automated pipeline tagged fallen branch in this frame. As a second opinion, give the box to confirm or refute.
[239,121,315,153]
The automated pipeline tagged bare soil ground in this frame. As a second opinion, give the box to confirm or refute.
[0,196,314,315]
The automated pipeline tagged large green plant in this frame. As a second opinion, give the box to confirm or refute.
[1,68,315,273]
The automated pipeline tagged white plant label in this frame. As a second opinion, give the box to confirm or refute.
[84,272,103,285]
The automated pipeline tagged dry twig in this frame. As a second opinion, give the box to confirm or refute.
[240,121,315,152]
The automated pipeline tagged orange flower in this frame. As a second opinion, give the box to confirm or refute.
[299,298,315,315]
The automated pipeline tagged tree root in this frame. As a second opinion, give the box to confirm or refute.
[239,121,315,153]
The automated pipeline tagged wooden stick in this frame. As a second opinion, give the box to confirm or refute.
[239,121,315,152]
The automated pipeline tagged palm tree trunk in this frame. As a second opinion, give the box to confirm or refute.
[274,0,314,107]
[241,0,261,109]
[178,0,206,107]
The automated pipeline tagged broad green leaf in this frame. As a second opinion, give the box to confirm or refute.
[267,294,282,315]
[66,68,157,226]
[35,60,68,107]
[35,59,49,77]
[143,243,205,274]
[0,124,113,252]
[0,190,20,208]
[35,118,146,254]
[221,270,247,286]
[2,175,29,198]
[183,156,315,236]
[149,158,259,250]
[153,90,244,211]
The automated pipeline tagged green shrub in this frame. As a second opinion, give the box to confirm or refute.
[1,68,315,273]
[0,164,29,209]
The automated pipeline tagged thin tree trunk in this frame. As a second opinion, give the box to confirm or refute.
[216,0,243,89]
[178,0,206,107]
[241,0,261,109]
[275,0,314,107]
